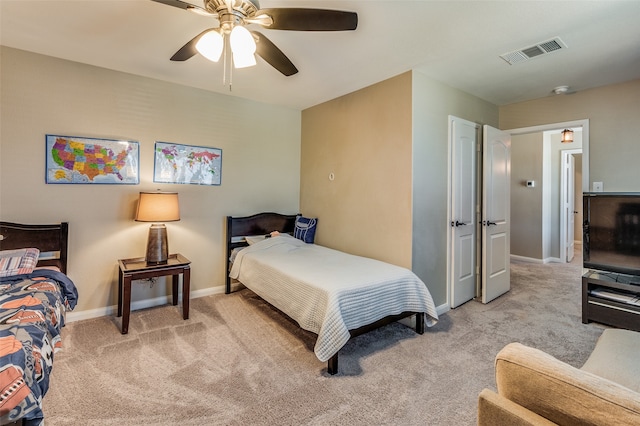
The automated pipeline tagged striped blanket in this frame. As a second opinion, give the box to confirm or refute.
[230,234,438,362]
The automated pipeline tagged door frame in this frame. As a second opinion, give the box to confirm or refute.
[507,119,589,262]
[507,119,589,191]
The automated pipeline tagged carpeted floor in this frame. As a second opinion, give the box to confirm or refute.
[42,256,605,425]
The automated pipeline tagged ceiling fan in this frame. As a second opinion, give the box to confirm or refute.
[152,0,358,77]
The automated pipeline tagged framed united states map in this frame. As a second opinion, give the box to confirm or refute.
[45,134,139,184]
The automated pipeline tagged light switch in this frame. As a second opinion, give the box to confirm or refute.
[593,182,603,192]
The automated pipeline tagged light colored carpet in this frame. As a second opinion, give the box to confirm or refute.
[43,257,605,425]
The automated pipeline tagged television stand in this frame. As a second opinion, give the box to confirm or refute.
[583,270,640,332]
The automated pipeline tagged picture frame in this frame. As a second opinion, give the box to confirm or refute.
[45,134,139,184]
[153,142,222,186]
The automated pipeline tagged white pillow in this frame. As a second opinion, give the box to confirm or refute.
[245,235,266,245]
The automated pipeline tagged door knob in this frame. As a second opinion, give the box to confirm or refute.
[451,220,469,227]
[484,220,497,226]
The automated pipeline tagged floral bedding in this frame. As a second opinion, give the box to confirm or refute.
[0,269,78,426]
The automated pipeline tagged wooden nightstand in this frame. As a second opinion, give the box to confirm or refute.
[117,253,191,334]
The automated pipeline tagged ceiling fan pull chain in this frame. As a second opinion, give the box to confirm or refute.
[223,34,233,91]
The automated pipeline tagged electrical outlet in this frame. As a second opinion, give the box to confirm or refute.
[593,182,603,192]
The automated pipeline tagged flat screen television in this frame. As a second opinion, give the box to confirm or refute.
[583,192,640,276]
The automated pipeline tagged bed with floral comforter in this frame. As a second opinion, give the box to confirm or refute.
[0,222,77,426]
[0,269,77,425]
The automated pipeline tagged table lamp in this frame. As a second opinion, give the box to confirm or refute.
[135,191,180,264]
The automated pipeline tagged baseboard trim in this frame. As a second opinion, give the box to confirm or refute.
[65,286,225,323]
[65,285,450,324]
[510,254,566,265]
[510,254,544,264]
[435,302,450,316]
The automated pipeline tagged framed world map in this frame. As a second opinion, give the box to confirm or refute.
[45,135,139,184]
[153,142,222,186]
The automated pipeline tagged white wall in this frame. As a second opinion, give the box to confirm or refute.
[411,71,498,305]
[0,47,301,319]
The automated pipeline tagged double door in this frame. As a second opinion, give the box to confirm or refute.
[449,117,511,307]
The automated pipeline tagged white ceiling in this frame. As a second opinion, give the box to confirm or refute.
[2,0,640,110]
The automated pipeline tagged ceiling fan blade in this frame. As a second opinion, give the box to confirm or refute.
[255,8,358,31]
[170,29,212,61]
[151,0,214,16]
[252,31,298,76]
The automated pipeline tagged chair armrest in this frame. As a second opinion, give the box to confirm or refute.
[495,343,640,426]
[478,389,557,426]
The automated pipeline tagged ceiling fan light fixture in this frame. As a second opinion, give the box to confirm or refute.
[187,5,215,17]
[230,25,256,68]
[154,0,358,78]
[196,30,224,62]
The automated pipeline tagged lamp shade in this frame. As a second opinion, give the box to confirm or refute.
[135,192,180,222]
[230,26,257,68]
[196,30,224,62]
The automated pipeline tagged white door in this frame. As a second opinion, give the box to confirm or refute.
[560,149,581,263]
[481,125,511,304]
[449,117,479,308]
[566,155,576,261]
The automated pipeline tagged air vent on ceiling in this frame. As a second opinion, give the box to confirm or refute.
[500,37,567,65]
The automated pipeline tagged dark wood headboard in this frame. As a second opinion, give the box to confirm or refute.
[225,212,297,294]
[0,222,69,274]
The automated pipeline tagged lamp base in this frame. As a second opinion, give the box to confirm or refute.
[146,224,168,265]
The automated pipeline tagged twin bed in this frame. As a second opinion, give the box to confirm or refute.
[226,212,439,374]
[0,222,78,426]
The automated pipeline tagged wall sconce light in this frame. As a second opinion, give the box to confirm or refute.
[135,191,180,264]
[561,129,574,143]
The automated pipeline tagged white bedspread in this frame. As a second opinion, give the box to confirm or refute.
[229,234,438,362]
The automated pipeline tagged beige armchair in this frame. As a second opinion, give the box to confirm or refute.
[478,329,640,425]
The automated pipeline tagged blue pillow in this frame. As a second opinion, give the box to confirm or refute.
[294,215,318,243]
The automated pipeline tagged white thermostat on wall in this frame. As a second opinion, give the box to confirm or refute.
[526,180,535,188]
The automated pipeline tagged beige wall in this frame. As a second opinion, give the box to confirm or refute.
[510,132,544,259]
[0,47,301,318]
[500,79,640,192]
[300,72,413,267]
